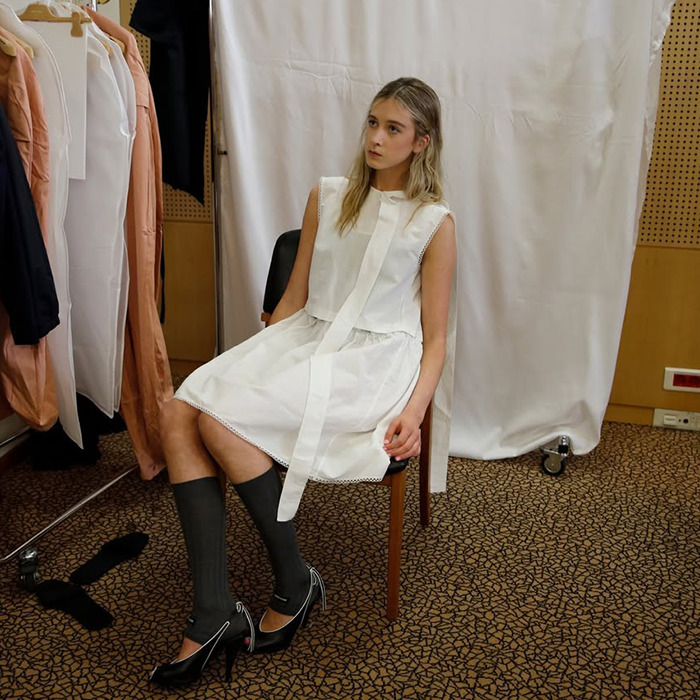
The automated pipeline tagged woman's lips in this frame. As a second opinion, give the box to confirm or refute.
[368,150,381,157]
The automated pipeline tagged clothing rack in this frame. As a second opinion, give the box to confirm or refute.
[0,0,139,591]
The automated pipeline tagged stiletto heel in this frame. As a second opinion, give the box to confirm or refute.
[251,567,326,654]
[150,602,254,688]
[224,640,238,683]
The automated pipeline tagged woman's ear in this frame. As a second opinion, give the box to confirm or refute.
[413,134,430,154]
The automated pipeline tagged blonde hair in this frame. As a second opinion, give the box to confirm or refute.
[337,77,444,233]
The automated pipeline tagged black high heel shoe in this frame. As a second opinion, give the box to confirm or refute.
[149,602,255,687]
[251,567,326,654]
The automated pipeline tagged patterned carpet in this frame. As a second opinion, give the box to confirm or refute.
[0,421,698,700]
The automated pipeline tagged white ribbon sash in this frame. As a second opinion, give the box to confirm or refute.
[277,196,403,520]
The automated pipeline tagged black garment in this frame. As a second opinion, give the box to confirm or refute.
[130,0,210,203]
[0,102,59,345]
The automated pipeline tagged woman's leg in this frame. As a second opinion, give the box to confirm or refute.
[197,414,310,631]
[159,399,240,659]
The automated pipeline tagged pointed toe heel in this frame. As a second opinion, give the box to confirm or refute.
[251,567,326,654]
[149,603,255,688]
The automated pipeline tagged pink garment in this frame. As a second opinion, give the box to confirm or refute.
[85,10,173,479]
[0,31,57,430]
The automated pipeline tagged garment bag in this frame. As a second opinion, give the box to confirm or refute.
[88,19,136,411]
[63,32,131,416]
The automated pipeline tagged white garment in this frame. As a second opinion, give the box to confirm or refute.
[212,0,678,464]
[88,21,136,411]
[0,3,81,447]
[63,34,131,416]
[176,177,453,520]
[4,0,88,179]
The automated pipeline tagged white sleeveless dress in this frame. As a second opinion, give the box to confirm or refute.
[175,177,454,519]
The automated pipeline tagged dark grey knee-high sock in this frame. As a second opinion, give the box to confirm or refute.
[234,468,309,616]
[172,476,238,644]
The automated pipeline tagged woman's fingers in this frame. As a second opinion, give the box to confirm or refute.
[386,430,420,459]
[392,435,421,460]
[384,418,401,447]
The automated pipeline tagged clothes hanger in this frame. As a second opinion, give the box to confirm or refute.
[7,32,35,58]
[55,2,113,55]
[18,3,91,38]
[0,34,17,56]
[108,36,126,55]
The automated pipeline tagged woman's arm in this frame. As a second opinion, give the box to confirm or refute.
[384,213,456,460]
[268,183,320,325]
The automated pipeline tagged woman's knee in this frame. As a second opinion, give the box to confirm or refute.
[159,399,199,442]
[197,412,222,445]
[198,413,244,458]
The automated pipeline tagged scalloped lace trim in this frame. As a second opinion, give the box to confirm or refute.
[317,176,325,228]
[418,209,454,264]
[172,397,394,484]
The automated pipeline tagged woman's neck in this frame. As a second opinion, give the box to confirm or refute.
[371,164,409,192]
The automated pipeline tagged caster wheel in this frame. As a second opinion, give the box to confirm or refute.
[541,454,566,476]
[20,571,40,591]
[18,547,40,591]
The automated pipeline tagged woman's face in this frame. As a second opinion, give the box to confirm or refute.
[364,97,426,176]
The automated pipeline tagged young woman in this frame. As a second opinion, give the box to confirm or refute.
[150,76,456,687]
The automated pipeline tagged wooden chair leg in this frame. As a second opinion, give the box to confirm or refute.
[386,469,406,620]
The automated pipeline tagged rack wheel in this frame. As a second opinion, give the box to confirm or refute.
[541,454,566,476]
[18,548,40,591]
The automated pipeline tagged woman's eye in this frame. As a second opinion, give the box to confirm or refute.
[389,126,399,134]
[368,118,377,127]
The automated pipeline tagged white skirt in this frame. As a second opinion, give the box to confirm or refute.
[175,309,423,484]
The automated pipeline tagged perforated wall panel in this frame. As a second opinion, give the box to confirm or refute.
[639,0,699,248]
[124,0,212,223]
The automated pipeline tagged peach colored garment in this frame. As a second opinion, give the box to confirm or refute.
[0,31,57,430]
[85,10,173,479]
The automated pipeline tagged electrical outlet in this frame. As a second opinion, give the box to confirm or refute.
[652,409,700,432]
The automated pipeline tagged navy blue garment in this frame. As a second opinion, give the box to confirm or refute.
[0,101,59,345]
[130,0,210,203]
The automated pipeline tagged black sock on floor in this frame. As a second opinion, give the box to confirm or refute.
[233,467,309,616]
[35,580,113,630]
[172,476,239,644]
[69,533,149,585]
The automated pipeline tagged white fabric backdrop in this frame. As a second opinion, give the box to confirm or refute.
[212,0,676,461]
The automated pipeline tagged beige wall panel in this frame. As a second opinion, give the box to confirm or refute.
[604,405,654,426]
[161,222,216,363]
[610,247,700,412]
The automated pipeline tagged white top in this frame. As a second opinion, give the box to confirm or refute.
[176,176,455,520]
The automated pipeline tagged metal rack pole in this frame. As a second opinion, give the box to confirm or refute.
[209,0,224,358]
[1,464,138,567]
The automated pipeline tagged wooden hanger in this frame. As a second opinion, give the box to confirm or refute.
[0,34,17,57]
[9,33,35,58]
[98,37,112,56]
[18,3,92,38]
[109,36,126,55]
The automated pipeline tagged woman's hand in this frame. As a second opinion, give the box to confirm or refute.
[383,407,423,461]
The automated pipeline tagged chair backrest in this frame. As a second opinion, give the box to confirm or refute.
[262,229,301,316]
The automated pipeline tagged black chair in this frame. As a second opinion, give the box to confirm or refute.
[261,229,433,620]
